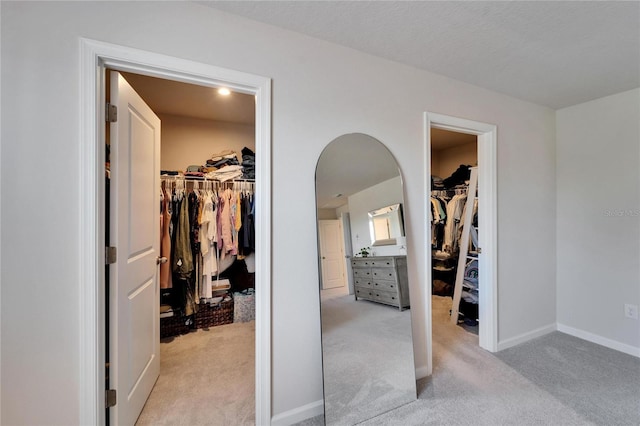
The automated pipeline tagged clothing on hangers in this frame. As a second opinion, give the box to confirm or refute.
[160,176,256,314]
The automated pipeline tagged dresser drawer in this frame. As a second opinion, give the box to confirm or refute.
[371,267,398,281]
[354,277,373,288]
[368,258,395,267]
[353,268,372,278]
[371,290,399,305]
[351,259,373,268]
[355,286,375,300]
[371,279,398,292]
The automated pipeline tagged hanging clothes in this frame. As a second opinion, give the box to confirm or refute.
[219,188,237,259]
[159,187,173,289]
[173,194,193,279]
[199,192,218,299]
[161,176,255,313]
[443,194,467,253]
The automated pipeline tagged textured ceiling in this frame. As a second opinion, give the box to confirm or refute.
[201,1,640,109]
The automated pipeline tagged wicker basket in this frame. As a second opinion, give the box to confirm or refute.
[160,315,192,338]
[194,298,234,329]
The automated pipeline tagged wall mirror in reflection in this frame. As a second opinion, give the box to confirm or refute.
[315,133,416,425]
[369,203,405,246]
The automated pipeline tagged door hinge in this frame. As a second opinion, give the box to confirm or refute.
[106,246,117,265]
[106,103,118,123]
[105,389,117,408]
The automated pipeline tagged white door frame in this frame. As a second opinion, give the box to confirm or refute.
[79,39,272,425]
[423,112,498,375]
[340,212,355,295]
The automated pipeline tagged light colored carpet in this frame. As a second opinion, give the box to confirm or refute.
[299,295,640,425]
[135,297,640,426]
[495,331,640,426]
[320,293,416,425]
[135,321,255,426]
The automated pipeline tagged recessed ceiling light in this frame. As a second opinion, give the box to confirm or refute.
[218,87,231,96]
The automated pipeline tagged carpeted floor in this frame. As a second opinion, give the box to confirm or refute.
[136,296,640,426]
[135,321,255,426]
[320,292,416,425]
[495,331,640,426]
[299,295,640,425]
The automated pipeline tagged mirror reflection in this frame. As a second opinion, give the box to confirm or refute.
[315,133,416,425]
[369,203,405,246]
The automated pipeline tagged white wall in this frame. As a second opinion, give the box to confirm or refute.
[348,176,405,257]
[556,88,640,354]
[159,113,255,172]
[317,209,338,220]
[1,2,557,424]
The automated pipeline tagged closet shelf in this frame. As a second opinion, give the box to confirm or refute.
[161,174,255,183]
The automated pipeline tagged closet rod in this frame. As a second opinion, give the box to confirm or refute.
[160,175,255,183]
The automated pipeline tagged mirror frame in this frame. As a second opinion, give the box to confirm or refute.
[315,133,417,425]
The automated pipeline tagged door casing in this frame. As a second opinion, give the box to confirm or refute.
[423,112,498,377]
[79,39,272,425]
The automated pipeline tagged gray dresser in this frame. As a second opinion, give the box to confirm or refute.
[351,256,410,311]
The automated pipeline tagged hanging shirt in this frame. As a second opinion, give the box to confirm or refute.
[173,193,193,279]
[199,193,218,299]
[160,187,173,289]
[443,194,466,252]
[220,188,237,258]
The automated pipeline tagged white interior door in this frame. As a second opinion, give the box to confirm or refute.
[319,220,346,290]
[109,71,161,425]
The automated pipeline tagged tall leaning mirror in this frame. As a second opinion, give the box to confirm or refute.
[315,133,416,425]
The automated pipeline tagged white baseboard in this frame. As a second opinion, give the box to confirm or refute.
[557,323,640,358]
[415,365,429,380]
[271,399,324,426]
[497,323,556,351]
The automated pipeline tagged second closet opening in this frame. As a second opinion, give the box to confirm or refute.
[430,127,479,337]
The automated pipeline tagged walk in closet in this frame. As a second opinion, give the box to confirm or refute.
[107,71,258,424]
[430,128,479,330]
